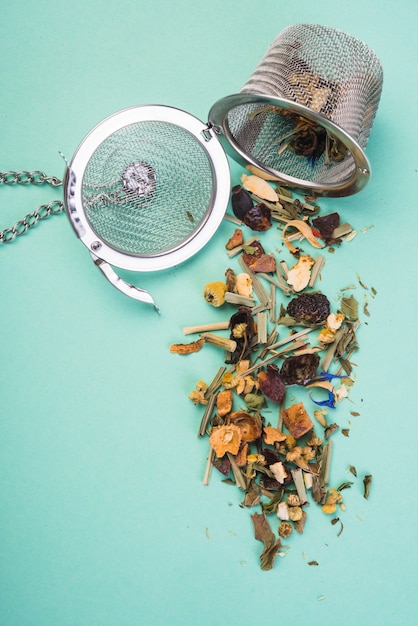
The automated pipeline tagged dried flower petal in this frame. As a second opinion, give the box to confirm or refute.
[209,424,242,457]
[188,380,208,405]
[257,365,286,403]
[280,353,319,385]
[282,402,314,439]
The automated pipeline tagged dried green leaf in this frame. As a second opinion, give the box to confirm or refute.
[337,481,353,491]
[348,465,357,477]
[341,294,359,321]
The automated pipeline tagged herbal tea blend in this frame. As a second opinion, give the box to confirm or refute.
[170,174,374,570]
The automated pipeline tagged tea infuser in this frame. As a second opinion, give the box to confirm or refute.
[0,24,383,310]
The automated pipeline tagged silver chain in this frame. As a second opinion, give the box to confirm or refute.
[0,170,64,244]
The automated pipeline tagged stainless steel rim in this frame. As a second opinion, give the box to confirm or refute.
[65,105,230,272]
[208,93,371,197]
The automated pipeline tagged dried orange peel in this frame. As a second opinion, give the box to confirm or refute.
[282,219,323,254]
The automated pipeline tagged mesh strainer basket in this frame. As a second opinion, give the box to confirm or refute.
[209,23,383,197]
[65,24,382,308]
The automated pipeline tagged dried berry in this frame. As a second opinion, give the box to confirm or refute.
[243,203,272,232]
[280,353,320,385]
[257,364,285,403]
[312,212,340,241]
[287,292,330,324]
[292,128,318,157]
[231,184,253,220]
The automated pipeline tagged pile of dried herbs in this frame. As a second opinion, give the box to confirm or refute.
[170,174,373,570]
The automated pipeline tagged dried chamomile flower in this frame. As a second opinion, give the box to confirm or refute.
[286,255,315,292]
[321,488,344,514]
[286,494,301,507]
[288,506,303,522]
[318,312,345,344]
[203,281,227,307]
[188,380,208,405]
[278,521,293,538]
[209,424,242,457]
[282,403,314,440]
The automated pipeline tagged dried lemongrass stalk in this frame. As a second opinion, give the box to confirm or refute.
[319,441,333,487]
[225,292,255,307]
[205,366,228,398]
[332,223,353,239]
[269,283,276,323]
[291,468,308,505]
[227,452,248,490]
[201,333,237,352]
[198,394,217,437]
[309,255,326,288]
[183,321,230,335]
[203,447,215,485]
[268,327,316,351]
[256,311,268,345]
[223,213,243,226]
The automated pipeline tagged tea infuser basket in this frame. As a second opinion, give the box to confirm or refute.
[209,23,383,197]
[64,24,383,308]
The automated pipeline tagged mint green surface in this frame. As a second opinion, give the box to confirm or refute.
[1,1,417,625]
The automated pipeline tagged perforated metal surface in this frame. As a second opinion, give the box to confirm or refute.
[211,24,383,195]
[81,120,215,256]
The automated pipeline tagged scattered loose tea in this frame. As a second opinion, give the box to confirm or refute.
[363,474,373,499]
[169,172,372,569]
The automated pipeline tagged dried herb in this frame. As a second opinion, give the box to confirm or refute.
[251,512,283,571]
[363,474,373,499]
[169,173,371,569]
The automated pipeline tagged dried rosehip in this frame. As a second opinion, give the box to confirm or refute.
[231,185,253,220]
[292,128,318,157]
[280,353,320,385]
[312,212,340,242]
[287,293,330,324]
[257,364,285,403]
[243,203,272,232]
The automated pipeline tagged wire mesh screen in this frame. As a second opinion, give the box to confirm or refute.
[226,24,383,187]
[82,121,215,256]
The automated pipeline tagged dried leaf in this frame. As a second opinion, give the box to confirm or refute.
[363,474,373,499]
[251,512,283,571]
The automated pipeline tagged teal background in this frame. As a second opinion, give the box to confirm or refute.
[1,1,417,625]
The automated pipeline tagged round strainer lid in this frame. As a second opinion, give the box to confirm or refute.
[65,105,230,272]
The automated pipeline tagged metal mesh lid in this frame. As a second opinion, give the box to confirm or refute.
[209,24,383,196]
[65,106,230,272]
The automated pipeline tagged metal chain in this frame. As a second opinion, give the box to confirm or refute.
[0,170,64,244]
